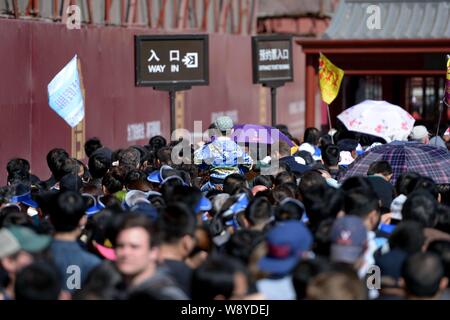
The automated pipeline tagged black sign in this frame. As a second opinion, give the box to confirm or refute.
[135,35,209,87]
[252,35,293,84]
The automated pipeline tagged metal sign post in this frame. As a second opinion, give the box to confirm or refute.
[252,35,294,127]
[264,81,285,127]
[135,35,209,136]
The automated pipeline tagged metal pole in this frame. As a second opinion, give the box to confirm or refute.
[271,86,277,127]
[169,90,176,138]
[327,104,335,144]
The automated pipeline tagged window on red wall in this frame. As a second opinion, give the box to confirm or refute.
[406,77,445,123]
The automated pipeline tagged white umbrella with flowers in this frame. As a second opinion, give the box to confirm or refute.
[337,100,415,143]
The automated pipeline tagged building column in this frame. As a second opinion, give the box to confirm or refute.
[305,54,317,128]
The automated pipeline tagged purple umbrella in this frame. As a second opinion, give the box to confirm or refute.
[232,124,295,147]
[340,141,450,185]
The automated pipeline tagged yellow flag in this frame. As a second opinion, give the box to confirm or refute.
[319,53,344,105]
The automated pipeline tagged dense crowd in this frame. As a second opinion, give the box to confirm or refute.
[1,116,450,300]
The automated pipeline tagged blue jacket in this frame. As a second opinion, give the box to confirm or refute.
[194,137,253,180]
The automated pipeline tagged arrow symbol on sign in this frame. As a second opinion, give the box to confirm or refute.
[182,53,198,68]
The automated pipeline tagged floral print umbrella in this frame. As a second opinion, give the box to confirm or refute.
[337,100,415,143]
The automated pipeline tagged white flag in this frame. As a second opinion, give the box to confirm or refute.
[48,55,85,128]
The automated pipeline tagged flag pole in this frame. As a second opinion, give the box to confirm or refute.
[327,104,334,145]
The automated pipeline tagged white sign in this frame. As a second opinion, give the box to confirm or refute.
[259,49,289,62]
[127,121,161,142]
[183,53,199,68]
[148,50,160,62]
[170,50,180,62]
[48,55,85,128]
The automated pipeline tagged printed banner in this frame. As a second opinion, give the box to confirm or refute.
[48,55,85,128]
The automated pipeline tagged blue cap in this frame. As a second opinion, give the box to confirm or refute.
[330,216,367,263]
[223,193,250,218]
[279,197,306,220]
[195,196,212,213]
[259,221,313,276]
[147,170,163,184]
[147,165,189,186]
[147,165,175,184]
[82,194,106,216]
[130,202,158,221]
[379,223,396,235]
[10,193,38,209]
[86,203,105,216]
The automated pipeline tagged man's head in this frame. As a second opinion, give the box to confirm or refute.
[402,191,438,228]
[118,148,141,168]
[367,160,393,181]
[59,174,83,193]
[46,148,69,178]
[53,158,80,182]
[84,137,103,158]
[413,177,439,200]
[88,153,112,181]
[292,257,331,300]
[156,147,173,167]
[298,171,327,198]
[158,203,196,259]
[244,197,273,230]
[401,252,448,299]
[169,186,210,215]
[148,135,167,152]
[343,188,380,231]
[395,172,421,196]
[303,127,320,146]
[322,145,340,167]
[114,214,159,281]
[224,230,265,267]
[192,255,248,300]
[6,158,31,185]
[306,270,367,300]
[275,140,292,159]
[15,261,64,300]
[223,174,247,195]
[0,226,51,278]
[48,191,88,233]
[428,240,450,286]
[258,220,313,276]
[389,221,425,254]
[253,175,273,190]
[102,166,126,194]
[330,216,368,266]
[337,139,360,161]
[274,170,295,186]
[125,169,151,191]
[276,198,305,222]
[409,125,430,144]
[214,116,234,136]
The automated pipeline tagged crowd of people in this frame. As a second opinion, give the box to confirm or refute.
[1,116,450,300]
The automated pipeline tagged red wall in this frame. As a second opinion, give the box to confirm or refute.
[0,19,305,184]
